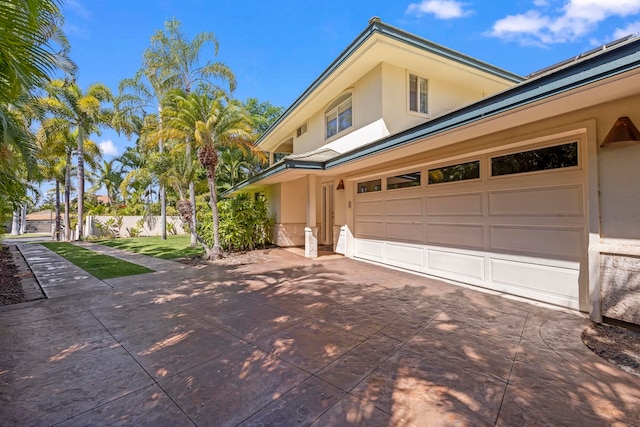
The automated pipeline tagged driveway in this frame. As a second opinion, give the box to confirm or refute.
[1,244,639,426]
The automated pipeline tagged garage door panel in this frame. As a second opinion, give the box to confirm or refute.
[386,197,423,216]
[426,192,483,216]
[488,185,584,216]
[386,221,424,243]
[426,223,484,249]
[386,243,425,270]
[356,200,383,216]
[355,221,384,239]
[355,239,384,261]
[490,225,584,260]
[490,257,579,308]
[427,249,485,280]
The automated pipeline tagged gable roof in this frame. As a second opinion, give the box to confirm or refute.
[254,17,523,149]
[227,30,640,196]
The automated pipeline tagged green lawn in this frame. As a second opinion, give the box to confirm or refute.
[96,235,204,260]
[40,242,154,279]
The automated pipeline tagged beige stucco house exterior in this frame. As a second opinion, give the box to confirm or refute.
[229,18,640,326]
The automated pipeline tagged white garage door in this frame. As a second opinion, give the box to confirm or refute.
[354,140,587,309]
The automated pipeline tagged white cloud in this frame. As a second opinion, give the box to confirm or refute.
[614,21,640,39]
[406,0,472,20]
[99,140,118,156]
[489,0,640,45]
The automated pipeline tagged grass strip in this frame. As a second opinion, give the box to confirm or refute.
[96,235,203,260]
[40,242,154,279]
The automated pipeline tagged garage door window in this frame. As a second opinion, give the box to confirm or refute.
[491,141,578,177]
[357,179,381,193]
[387,171,421,190]
[428,160,480,184]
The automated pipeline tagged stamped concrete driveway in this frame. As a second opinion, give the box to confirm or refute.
[1,244,639,426]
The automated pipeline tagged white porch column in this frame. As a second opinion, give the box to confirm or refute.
[305,175,318,258]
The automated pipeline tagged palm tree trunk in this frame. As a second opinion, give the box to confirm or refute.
[159,105,167,240]
[55,180,61,241]
[208,172,222,259]
[189,181,197,246]
[185,141,197,247]
[64,151,71,241]
[76,126,85,240]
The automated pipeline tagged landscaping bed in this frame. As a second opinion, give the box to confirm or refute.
[0,245,27,305]
[583,322,640,377]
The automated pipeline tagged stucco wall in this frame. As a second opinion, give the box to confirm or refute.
[381,62,486,135]
[86,215,187,238]
[598,135,640,238]
[280,178,307,223]
[266,184,281,223]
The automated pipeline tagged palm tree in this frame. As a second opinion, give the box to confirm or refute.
[117,146,154,212]
[0,0,75,103]
[0,99,35,220]
[95,159,123,205]
[130,18,236,245]
[42,79,112,239]
[116,68,172,238]
[36,123,67,239]
[0,0,75,222]
[37,118,102,240]
[162,90,255,259]
[217,147,251,193]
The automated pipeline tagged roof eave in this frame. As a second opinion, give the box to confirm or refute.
[223,158,325,197]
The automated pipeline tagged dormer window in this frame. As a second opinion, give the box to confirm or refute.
[409,74,428,115]
[325,92,353,139]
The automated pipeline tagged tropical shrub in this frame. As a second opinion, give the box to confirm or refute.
[193,193,274,252]
[127,226,142,237]
[217,193,275,252]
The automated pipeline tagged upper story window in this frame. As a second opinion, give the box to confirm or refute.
[325,92,353,139]
[409,74,428,115]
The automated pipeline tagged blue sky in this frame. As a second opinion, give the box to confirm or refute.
[60,0,640,159]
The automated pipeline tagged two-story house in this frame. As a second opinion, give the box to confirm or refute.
[229,18,640,326]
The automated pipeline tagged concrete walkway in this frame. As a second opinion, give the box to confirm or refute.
[1,243,639,426]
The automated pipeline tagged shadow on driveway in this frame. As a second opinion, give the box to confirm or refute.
[0,248,638,426]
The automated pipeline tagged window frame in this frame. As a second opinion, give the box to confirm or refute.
[325,91,353,140]
[356,178,382,194]
[489,141,580,179]
[386,170,422,190]
[408,72,429,117]
[427,159,481,185]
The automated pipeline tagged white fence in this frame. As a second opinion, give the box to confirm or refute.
[85,215,187,238]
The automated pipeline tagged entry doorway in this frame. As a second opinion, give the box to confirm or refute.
[321,182,334,245]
